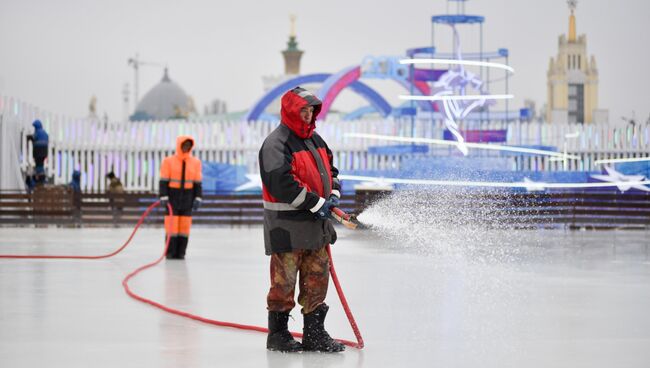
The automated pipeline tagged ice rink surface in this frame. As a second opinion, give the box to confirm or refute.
[1,225,650,368]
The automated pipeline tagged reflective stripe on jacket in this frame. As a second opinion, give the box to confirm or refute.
[159,135,203,216]
[259,88,340,255]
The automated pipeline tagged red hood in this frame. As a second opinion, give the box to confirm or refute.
[280,87,322,139]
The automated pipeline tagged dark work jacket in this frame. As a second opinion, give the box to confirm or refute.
[259,88,340,255]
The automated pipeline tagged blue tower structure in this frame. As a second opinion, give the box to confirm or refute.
[245,0,516,124]
[424,0,512,121]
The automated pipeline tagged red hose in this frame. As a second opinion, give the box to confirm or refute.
[326,244,364,348]
[0,201,365,349]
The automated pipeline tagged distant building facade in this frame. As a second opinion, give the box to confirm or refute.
[546,1,607,124]
[204,99,228,116]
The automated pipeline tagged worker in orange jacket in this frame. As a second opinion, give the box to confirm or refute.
[159,135,203,259]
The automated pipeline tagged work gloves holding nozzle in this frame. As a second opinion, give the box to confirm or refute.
[328,193,340,207]
[160,196,169,208]
[314,193,340,220]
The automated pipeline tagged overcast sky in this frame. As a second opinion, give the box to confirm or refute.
[1,0,648,123]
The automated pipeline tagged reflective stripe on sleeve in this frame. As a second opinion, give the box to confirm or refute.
[290,187,307,207]
[309,197,325,213]
[263,201,298,211]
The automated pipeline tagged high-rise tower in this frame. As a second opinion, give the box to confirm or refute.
[546,0,606,124]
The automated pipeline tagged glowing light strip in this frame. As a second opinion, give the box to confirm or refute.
[399,58,515,74]
[399,94,514,101]
[594,157,650,165]
[339,174,650,189]
[345,133,581,160]
[548,157,571,162]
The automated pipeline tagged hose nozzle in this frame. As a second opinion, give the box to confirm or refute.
[331,207,368,230]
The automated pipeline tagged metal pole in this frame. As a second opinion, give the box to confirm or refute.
[487,58,490,123]
[479,23,483,80]
[505,55,509,122]
[431,19,436,126]
[132,53,140,107]
[478,22,485,128]
[134,64,139,108]
[410,63,415,138]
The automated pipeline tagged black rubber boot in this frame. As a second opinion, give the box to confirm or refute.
[267,311,302,352]
[165,236,179,259]
[176,237,188,259]
[302,304,345,352]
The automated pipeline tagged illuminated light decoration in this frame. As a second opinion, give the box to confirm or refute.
[590,166,650,192]
[564,131,580,140]
[129,158,134,185]
[399,24,515,156]
[399,58,515,74]
[594,157,650,165]
[88,164,93,190]
[522,178,546,192]
[344,133,581,160]
[338,174,650,190]
[399,94,514,101]
[57,152,62,177]
[548,156,578,162]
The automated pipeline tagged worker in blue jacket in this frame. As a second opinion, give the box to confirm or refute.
[26,120,49,184]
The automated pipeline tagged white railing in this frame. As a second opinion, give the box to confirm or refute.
[1,95,648,192]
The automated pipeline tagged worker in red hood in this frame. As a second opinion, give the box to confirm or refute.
[259,87,344,353]
[159,136,203,259]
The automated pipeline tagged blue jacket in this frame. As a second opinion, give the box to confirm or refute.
[31,120,49,147]
[29,120,49,161]
[69,170,82,193]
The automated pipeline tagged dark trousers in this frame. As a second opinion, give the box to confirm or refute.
[34,156,46,184]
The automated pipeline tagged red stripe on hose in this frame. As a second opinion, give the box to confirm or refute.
[0,201,365,349]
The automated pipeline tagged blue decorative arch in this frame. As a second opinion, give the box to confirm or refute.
[244,74,329,122]
[244,73,392,121]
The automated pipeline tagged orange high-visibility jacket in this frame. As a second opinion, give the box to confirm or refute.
[159,135,202,215]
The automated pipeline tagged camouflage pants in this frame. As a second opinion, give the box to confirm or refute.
[267,246,330,315]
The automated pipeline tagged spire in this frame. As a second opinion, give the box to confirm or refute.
[162,67,170,82]
[289,14,296,38]
[285,14,300,52]
[568,0,577,42]
[282,14,303,75]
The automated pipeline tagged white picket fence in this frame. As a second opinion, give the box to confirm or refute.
[1,95,648,192]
